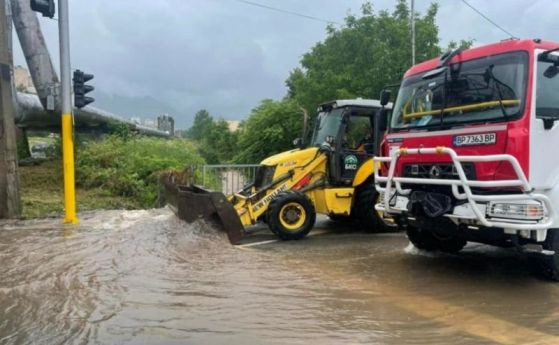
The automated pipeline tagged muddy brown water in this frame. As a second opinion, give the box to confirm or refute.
[1,209,559,345]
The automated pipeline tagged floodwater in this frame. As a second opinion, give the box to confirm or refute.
[1,209,559,345]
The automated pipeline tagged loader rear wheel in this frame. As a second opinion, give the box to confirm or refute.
[353,178,385,232]
[267,192,316,240]
[538,229,559,281]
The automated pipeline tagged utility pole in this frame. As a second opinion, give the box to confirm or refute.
[0,0,21,218]
[58,0,77,223]
[411,0,416,65]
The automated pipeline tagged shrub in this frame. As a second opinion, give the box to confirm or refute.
[76,136,204,207]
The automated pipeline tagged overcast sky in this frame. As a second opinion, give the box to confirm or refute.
[13,0,559,129]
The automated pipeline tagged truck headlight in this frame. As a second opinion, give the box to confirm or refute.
[487,202,544,221]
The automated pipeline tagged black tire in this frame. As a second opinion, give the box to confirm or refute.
[436,235,467,254]
[353,178,385,232]
[328,214,352,223]
[406,225,466,253]
[406,225,440,251]
[267,192,316,240]
[538,229,559,281]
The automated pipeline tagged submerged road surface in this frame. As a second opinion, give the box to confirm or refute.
[1,209,559,345]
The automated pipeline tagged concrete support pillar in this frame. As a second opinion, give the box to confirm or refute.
[0,0,21,218]
[11,0,59,111]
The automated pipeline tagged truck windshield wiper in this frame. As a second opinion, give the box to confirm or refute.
[540,47,559,60]
[485,65,514,120]
[439,69,448,129]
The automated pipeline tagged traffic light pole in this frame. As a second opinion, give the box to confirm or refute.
[58,0,77,223]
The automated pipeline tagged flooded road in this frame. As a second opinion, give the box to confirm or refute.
[1,209,559,344]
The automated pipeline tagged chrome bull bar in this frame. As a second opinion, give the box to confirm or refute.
[374,147,555,231]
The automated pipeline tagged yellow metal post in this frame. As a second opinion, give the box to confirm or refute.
[62,113,77,223]
[58,0,78,224]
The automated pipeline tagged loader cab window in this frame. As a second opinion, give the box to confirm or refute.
[536,55,559,119]
[345,116,372,149]
[311,108,344,146]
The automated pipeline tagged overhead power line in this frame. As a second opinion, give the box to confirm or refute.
[460,0,516,38]
[233,0,342,26]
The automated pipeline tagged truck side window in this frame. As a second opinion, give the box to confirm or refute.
[536,60,559,119]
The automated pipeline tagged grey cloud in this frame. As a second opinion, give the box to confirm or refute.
[12,0,559,128]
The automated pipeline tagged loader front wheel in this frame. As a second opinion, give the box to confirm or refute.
[267,192,316,240]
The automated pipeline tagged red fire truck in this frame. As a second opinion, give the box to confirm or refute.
[375,39,559,280]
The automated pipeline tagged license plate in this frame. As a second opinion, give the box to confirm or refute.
[453,133,496,146]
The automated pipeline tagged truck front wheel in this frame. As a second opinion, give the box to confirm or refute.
[538,229,559,281]
[406,225,466,253]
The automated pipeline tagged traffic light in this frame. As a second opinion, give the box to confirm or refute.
[30,0,55,18]
[73,70,95,109]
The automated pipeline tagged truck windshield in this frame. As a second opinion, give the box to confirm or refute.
[390,51,528,130]
[311,108,343,146]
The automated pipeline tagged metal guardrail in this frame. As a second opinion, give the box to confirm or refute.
[200,164,259,195]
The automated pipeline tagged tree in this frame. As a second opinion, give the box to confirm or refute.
[234,99,304,163]
[186,109,213,141]
[286,0,445,118]
[184,109,239,164]
[447,39,475,50]
[198,119,238,164]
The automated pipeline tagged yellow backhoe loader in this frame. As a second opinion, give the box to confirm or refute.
[161,98,392,244]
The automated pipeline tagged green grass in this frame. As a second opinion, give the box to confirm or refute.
[28,135,57,147]
[20,159,142,219]
[19,135,205,219]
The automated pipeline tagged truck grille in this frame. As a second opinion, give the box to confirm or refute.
[403,163,476,180]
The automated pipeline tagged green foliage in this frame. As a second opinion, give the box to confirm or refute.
[16,132,31,160]
[447,39,475,50]
[20,159,142,219]
[185,109,239,164]
[185,109,213,141]
[198,119,238,164]
[106,122,134,140]
[286,0,443,117]
[76,136,204,207]
[45,136,62,158]
[234,99,303,163]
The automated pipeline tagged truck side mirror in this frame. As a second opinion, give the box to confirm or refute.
[373,110,389,156]
[544,65,559,79]
[380,89,391,106]
[376,110,388,132]
[293,137,304,149]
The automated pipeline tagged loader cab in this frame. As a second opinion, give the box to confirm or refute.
[310,99,389,185]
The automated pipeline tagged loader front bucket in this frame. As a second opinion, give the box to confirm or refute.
[160,172,244,244]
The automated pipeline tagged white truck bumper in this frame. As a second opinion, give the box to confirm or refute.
[374,147,556,242]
